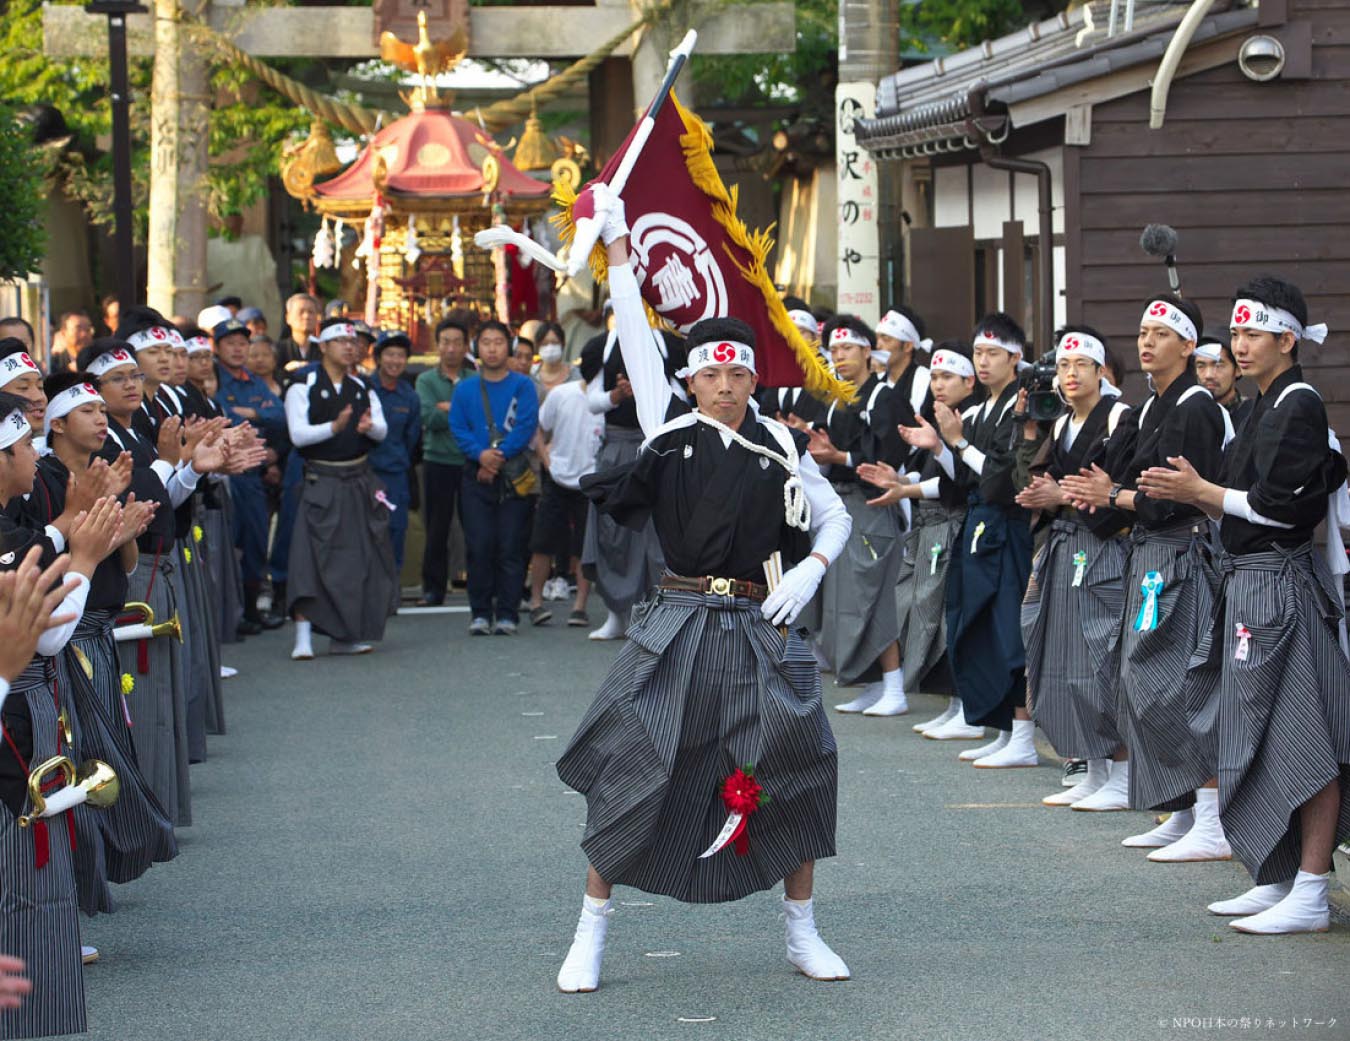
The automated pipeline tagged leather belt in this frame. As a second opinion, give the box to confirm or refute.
[660,575,769,602]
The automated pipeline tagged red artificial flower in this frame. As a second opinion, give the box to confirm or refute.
[718,764,769,856]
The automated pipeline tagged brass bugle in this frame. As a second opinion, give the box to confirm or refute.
[113,611,183,644]
[18,756,120,827]
[118,601,154,626]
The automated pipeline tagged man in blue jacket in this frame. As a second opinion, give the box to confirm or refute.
[450,319,539,635]
[369,331,421,571]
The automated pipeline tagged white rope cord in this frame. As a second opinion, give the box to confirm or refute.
[644,410,812,532]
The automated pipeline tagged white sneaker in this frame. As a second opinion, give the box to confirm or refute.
[469,617,492,636]
[1071,759,1130,810]
[1230,871,1331,935]
[219,665,238,679]
[973,719,1039,769]
[588,612,625,641]
[958,730,1010,762]
[1209,880,1294,916]
[913,698,959,733]
[783,897,849,981]
[834,683,883,714]
[924,714,986,740]
[1122,808,1194,848]
[557,898,612,992]
[329,641,373,655]
[1148,788,1231,862]
[1044,758,1109,805]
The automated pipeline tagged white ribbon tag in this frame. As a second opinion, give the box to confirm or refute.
[698,812,744,859]
[1071,551,1087,588]
[375,489,398,512]
[929,541,943,576]
[1235,623,1251,662]
[970,520,986,554]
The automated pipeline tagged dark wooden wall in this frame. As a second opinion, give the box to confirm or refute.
[1063,0,1350,425]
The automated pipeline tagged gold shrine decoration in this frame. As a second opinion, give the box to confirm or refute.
[379,10,469,110]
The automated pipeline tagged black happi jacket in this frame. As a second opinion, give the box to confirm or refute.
[585,398,812,583]
[817,374,908,494]
[1218,364,1345,556]
[1094,369,1226,536]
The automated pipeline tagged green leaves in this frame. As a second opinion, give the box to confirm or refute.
[0,106,46,280]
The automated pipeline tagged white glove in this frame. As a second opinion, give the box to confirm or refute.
[760,555,827,627]
[588,182,629,245]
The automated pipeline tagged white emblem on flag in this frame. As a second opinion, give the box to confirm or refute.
[629,212,729,331]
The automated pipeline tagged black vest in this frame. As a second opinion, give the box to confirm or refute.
[298,368,376,463]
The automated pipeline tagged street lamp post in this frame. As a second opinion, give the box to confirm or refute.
[88,0,147,312]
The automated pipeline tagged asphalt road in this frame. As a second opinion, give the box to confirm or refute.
[74,609,1350,1041]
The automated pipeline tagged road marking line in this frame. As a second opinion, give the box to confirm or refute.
[396,606,471,615]
[945,802,1046,809]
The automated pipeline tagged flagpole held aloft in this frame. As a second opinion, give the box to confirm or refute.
[471,29,698,276]
[562,29,698,277]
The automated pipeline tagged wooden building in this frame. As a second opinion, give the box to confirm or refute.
[855,0,1350,424]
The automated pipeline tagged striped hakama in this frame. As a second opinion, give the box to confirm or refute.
[203,479,243,646]
[1187,546,1350,884]
[0,669,86,1039]
[181,524,225,737]
[581,428,666,617]
[945,499,1032,730]
[64,612,177,884]
[1117,522,1219,811]
[557,590,838,904]
[119,552,192,827]
[897,500,964,697]
[815,485,903,685]
[1022,517,1126,760]
[286,459,398,643]
[172,538,209,762]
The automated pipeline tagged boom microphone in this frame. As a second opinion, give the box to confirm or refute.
[1140,223,1181,295]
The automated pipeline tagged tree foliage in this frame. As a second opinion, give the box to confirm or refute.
[0,106,47,280]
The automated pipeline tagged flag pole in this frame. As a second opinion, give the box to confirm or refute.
[563,29,698,276]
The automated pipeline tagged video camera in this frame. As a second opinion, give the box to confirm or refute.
[1018,356,1065,423]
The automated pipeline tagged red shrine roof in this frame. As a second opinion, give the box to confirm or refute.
[312,108,551,213]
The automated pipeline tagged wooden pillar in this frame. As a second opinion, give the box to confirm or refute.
[147,0,210,318]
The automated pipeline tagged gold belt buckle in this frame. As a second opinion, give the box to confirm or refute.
[708,576,732,597]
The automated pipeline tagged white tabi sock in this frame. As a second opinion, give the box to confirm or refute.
[783,897,849,981]
[863,668,909,716]
[1122,807,1194,847]
[1044,757,1110,806]
[291,620,314,660]
[914,696,960,733]
[1208,879,1294,916]
[1147,787,1232,861]
[1230,870,1331,935]
[958,728,1010,761]
[973,718,1039,768]
[835,682,884,714]
[1070,759,1131,811]
[924,705,987,741]
[588,611,625,641]
[557,896,613,992]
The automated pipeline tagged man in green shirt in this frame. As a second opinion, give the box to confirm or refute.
[416,317,472,605]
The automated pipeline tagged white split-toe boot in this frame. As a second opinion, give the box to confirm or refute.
[1071,759,1131,810]
[783,897,850,980]
[862,670,908,716]
[973,719,1039,768]
[834,682,883,714]
[1230,871,1331,935]
[557,897,612,993]
[1208,880,1294,916]
[924,707,986,741]
[1147,788,1231,862]
[1044,758,1110,806]
[958,729,1010,762]
[913,697,960,733]
[1122,808,1194,847]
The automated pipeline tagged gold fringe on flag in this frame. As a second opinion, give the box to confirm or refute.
[551,94,855,405]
